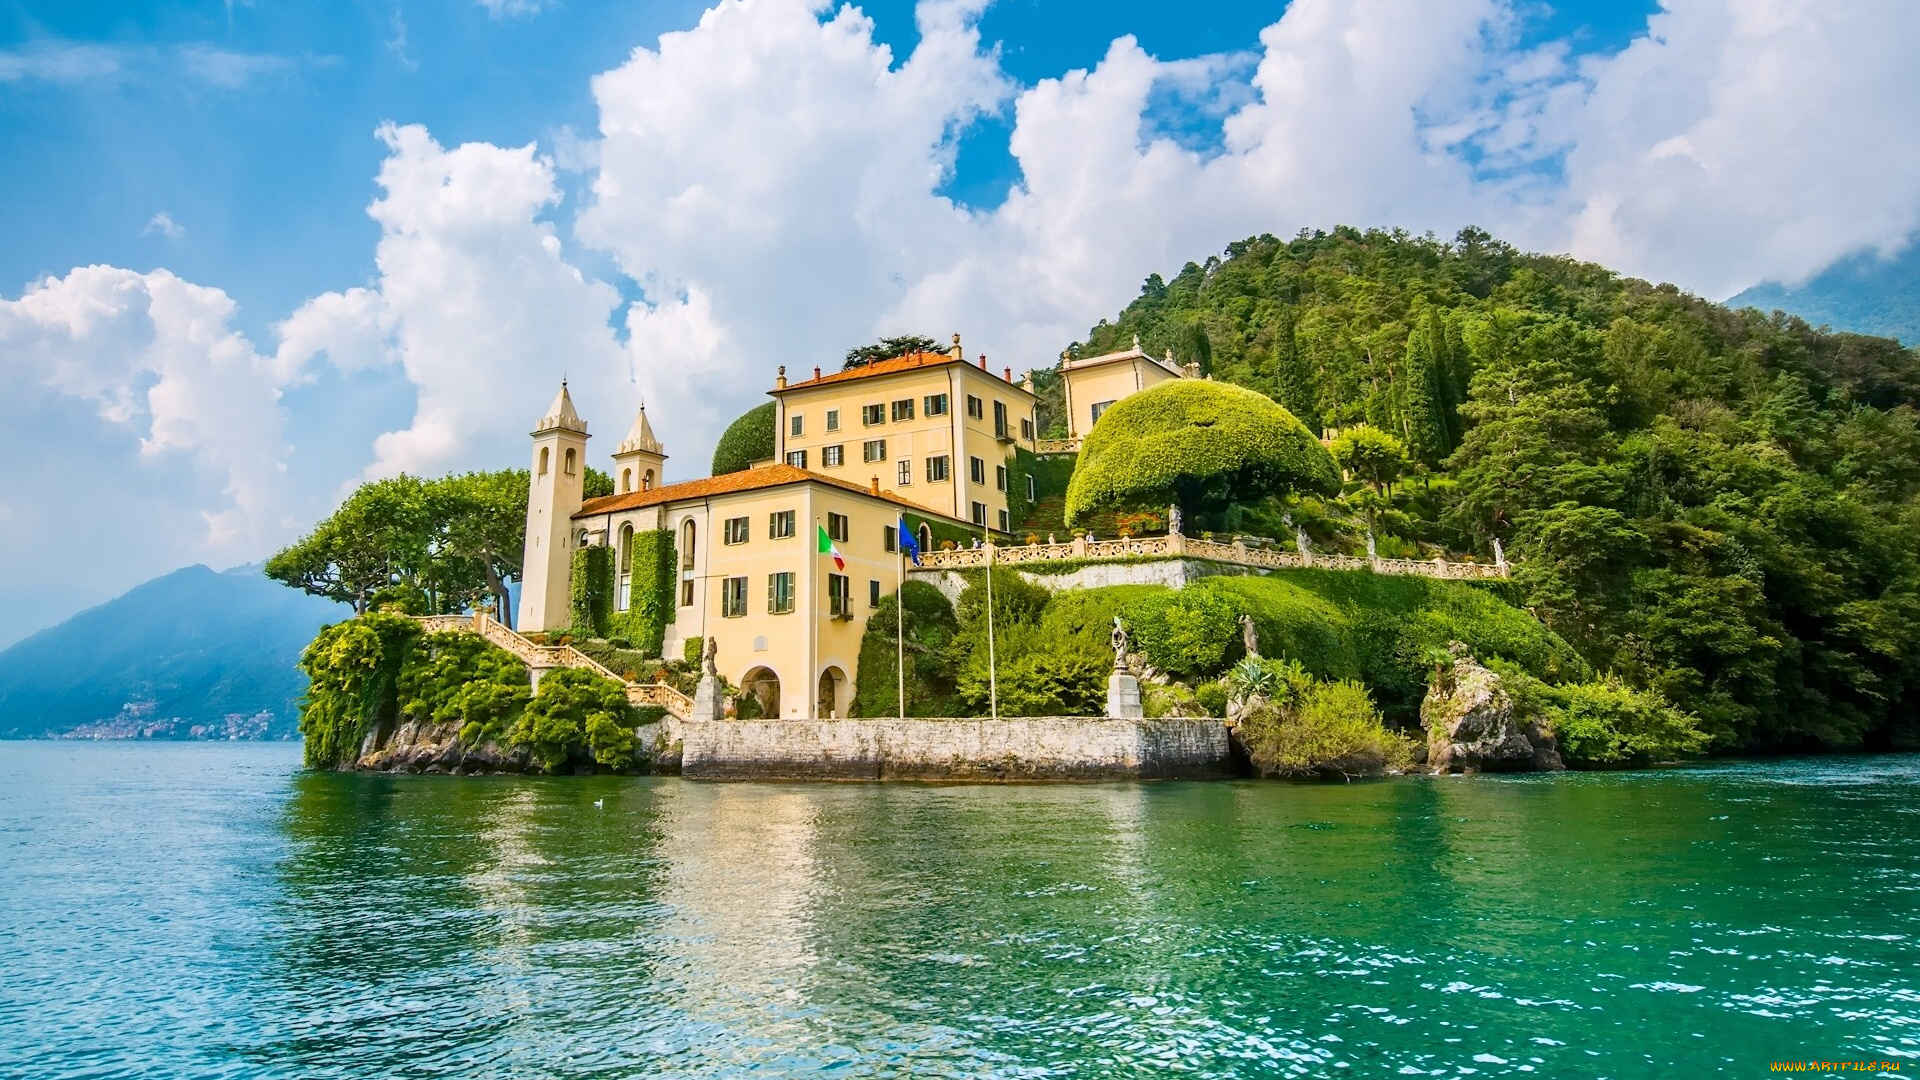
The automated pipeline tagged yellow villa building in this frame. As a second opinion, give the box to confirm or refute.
[1057,336,1191,441]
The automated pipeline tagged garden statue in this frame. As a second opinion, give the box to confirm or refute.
[1168,504,1182,536]
[1239,613,1259,658]
[1111,616,1130,671]
[702,635,719,678]
[1492,537,1507,567]
[1107,616,1143,719]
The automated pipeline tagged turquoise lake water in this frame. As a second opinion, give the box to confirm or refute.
[1,743,1917,1078]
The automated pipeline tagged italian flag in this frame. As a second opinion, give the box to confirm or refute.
[818,524,845,570]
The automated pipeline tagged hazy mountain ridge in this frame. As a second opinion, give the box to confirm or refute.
[0,564,346,740]
[1731,241,1919,346]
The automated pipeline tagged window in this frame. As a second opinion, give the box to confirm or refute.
[790,414,804,437]
[680,579,694,606]
[721,577,747,617]
[967,395,984,419]
[998,509,1010,532]
[970,501,987,526]
[620,467,633,493]
[538,446,550,474]
[616,524,634,611]
[681,520,696,569]
[827,512,849,542]
[862,403,885,426]
[869,579,882,607]
[826,408,840,431]
[1026,474,1036,501]
[924,393,949,416]
[828,573,851,618]
[770,510,796,539]
[1021,417,1034,440]
[642,469,654,491]
[927,455,950,482]
[993,400,1007,437]
[884,525,897,552]
[724,517,750,545]
[995,464,1007,491]
[768,572,795,614]
[969,456,985,484]
[823,444,844,467]
[1091,399,1117,425]
[563,447,577,475]
[897,459,912,486]
[785,450,807,469]
[890,398,914,422]
[863,439,887,462]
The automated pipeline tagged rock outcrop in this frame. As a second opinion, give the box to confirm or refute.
[354,717,533,774]
[1420,644,1563,773]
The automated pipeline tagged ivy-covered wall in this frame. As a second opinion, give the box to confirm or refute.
[609,529,676,656]
[569,544,615,638]
[1003,447,1038,534]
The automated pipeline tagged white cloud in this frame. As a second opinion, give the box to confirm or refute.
[143,212,186,242]
[278,123,633,482]
[476,0,550,18]
[0,41,305,89]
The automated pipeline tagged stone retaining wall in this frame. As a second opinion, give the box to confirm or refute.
[679,717,1232,781]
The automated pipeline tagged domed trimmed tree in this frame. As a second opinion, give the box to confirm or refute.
[711,402,776,475]
[1065,380,1340,527]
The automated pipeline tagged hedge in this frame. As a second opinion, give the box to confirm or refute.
[712,402,776,475]
[1064,379,1340,525]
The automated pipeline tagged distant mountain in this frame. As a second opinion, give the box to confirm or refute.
[0,565,346,740]
[1732,241,1920,346]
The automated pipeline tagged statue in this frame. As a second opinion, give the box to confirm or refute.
[1106,615,1143,718]
[1110,616,1130,671]
[701,636,719,678]
[1239,614,1259,658]
[1492,537,1507,567]
[1168,503,1183,536]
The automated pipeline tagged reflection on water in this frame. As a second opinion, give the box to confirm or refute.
[2,743,1918,1078]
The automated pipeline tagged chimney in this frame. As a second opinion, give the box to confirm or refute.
[1003,366,1013,382]
[813,366,821,380]
[776,365,787,390]
[870,475,880,495]
[978,353,987,371]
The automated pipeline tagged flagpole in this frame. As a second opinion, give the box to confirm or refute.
[985,535,998,721]
[896,541,906,721]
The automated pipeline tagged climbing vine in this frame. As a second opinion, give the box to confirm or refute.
[609,529,676,656]
[569,545,615,638]
[296,612,420,769]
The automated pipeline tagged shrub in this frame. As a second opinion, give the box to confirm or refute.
[1065,379,1341,525]
[1489,659,1707,766]
[510,667,638,772]
[398,630,531,746]
[851,581,960,717]
[1195,681,1228,717]
[1123,587,1242,677]
[296,613,420,769]
[1237,674,1414,779]
[952,621,1109,717]
[711,402,775,475]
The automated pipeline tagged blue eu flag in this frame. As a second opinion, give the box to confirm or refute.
[898,515,922,566]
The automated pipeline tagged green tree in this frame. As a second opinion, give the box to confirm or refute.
[845,334,943,369]
[1065,379,1340,526]
[511,667,637,772]
[1329,424,1409,495]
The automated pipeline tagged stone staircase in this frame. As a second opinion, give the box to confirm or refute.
[416,612,695,719]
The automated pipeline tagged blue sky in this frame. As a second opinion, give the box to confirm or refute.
[1,0,1914,645]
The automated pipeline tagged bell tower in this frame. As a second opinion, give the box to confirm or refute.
[611,403,667,495]
[518,381,590,633]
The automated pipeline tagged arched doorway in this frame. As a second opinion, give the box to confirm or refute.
[817,666,846,719]
[741,667,780,719]
[917,523,933,555]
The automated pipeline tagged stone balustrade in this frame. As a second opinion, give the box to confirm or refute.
[1033,437,1081,455]
[915,531,1507,580]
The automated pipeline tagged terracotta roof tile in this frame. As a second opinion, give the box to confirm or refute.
[572,463,964,522]
[773,350,1034,397]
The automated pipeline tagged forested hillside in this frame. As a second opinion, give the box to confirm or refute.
[1073,226,1920,753]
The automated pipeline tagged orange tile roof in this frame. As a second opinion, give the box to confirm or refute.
[572,462,964,522]
[772,350,1034,396]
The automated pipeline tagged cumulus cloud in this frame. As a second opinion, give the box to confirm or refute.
[278,123,632,481]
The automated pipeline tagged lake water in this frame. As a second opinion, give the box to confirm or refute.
[1,743,1916,1078]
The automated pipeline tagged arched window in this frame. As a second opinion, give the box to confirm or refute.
[918,523,933,555]
[538,446,550,475]
[563,447,577,476]
[621,468,632,493]
[618,523,634,572]
[643,469,654,491]
[616,523,635,612]
[681,518,696,570]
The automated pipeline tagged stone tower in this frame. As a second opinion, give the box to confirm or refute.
[610,403,667,495]
[518,381,589,633]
